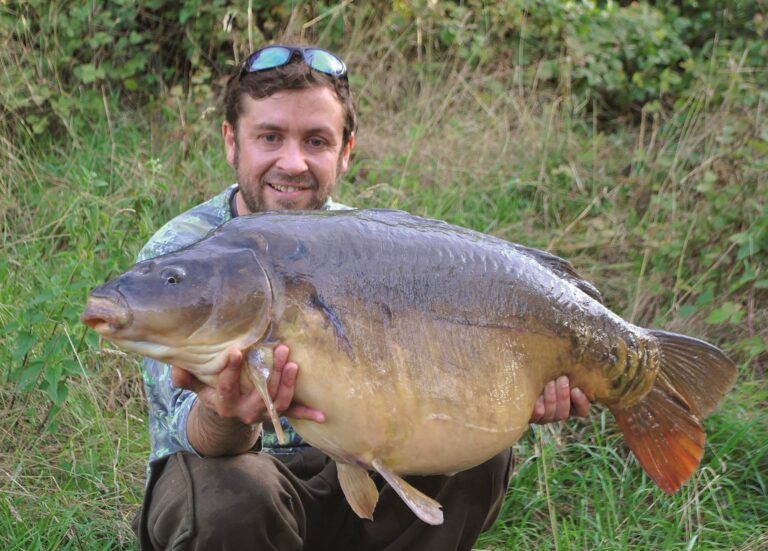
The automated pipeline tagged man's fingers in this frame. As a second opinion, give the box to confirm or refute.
[571,387,590,417]
[172,366,205,393]
[217,358,242,400]
[273,344,289,369]
[531,395,545,423]
[554,376,571,421]
[173,344,328,427]
[542,380,557,421]
[285,404,326,424]
[226,348,244,369]
[272,362,298,412]
[267,346,288,398]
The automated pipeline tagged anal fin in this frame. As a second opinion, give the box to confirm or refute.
[337,463,379,520]
[246,347,286,445]
[371,458,444,525]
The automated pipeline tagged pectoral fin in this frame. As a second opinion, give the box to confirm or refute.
[371,458,444,525]
[337,462,379,521]
[246,347,286,445]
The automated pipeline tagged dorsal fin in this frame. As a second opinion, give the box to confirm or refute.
[516,245,603,303]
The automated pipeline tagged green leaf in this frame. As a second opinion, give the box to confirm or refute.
[179,5,199,24]
[88,32,113,48]
[61,359,82,377]
[705,302,743,325]
[16,359,44,391]
[695,288,714,307]
[43,333,68,358]
[13,332,37,361]
[44,363,67,405]
[74,63,105,84]
[30,291,56,307]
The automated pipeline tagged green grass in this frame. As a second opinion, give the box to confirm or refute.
[2,13,767,551]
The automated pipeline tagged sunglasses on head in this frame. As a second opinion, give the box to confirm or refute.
[240,45,347,78]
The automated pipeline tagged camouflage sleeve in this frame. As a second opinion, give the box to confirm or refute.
[143,358,198,462]
[139,187,235,463]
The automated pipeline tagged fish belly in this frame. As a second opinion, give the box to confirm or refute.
[280,304,567,475]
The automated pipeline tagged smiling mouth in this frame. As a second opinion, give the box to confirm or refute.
[268,183,309,193]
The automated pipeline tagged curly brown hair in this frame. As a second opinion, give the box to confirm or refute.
[224,47,357,147]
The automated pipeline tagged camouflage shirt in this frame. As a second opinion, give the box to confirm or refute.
[138,184,353,465]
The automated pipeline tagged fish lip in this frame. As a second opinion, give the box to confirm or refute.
[80,292,133,335]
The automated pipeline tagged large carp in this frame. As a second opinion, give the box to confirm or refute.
[81,209,735,525]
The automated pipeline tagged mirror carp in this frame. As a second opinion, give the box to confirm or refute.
[81,209,736,525]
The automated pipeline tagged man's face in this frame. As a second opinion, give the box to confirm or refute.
[223,86,354,213]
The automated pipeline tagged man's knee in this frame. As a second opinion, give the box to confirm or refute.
[191,453,300,519]
[145,452,304,550]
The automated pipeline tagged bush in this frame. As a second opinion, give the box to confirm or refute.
[2,1,766,139]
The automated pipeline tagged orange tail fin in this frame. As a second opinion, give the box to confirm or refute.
[609,330,736,494]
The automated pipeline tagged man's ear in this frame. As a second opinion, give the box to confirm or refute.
[222,121,236,167]
[339,132,355,174]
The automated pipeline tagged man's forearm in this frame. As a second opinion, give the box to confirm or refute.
[187,400,261,457]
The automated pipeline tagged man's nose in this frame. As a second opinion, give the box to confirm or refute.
[275,140,309,175]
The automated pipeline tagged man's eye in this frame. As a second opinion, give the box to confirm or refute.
[308,137,326,148]
[262,134,280,143]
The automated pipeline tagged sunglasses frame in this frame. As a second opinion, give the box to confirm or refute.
[240,45,348,79]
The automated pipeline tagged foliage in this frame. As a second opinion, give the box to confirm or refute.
[2,1,766,137]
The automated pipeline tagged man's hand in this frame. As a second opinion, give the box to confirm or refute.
[173,344,326,425]
[174,344,324,456]
[530,376,590,424]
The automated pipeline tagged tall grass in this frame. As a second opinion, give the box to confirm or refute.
[2,7,766,550]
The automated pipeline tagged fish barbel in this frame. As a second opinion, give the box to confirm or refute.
[81,209,736,525]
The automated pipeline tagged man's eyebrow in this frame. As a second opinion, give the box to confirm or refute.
[248,123,337,136]
[250,123,284,132]
[304,125,337,135]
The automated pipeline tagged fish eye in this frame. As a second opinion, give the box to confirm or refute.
[160,267,186,285]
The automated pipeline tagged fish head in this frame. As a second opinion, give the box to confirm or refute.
[81,240,273,376]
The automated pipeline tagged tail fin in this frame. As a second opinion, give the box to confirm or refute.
[609,331,736,494]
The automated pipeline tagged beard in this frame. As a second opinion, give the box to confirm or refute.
[233,143,343,213]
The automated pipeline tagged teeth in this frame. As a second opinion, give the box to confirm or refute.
[270,183,303,193]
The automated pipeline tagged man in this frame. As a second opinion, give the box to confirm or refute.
[132,45,590,550]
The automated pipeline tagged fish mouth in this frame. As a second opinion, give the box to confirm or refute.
[80,294,133,335]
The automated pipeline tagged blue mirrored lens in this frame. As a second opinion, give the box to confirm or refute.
[304,49,346,76]
[247,46,292,72]
[243,46,347,77]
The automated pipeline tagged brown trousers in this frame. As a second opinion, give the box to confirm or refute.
[132,447,514,551]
